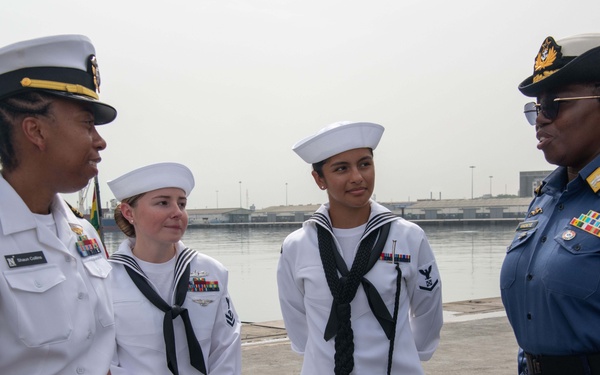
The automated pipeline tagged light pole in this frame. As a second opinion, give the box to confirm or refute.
[285,182,288,206]
[489,176,493,197]
[470,166,475,199]
[238,181,242,208]
[216,190,219,208]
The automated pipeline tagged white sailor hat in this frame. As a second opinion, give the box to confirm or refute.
[108,162,195,201]
[0,34,117,124]
[292,121,385,164]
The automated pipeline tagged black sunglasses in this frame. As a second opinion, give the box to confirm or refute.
[524,95,600,125]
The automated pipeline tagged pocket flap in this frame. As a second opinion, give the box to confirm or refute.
[83,256,112,278]
[4,264,66,293]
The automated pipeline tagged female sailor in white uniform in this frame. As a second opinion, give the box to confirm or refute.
[277,121,443,375]
[107,162,241,375]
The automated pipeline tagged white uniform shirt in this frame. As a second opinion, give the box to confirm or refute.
[277,201,443,374]
[109,239,242,375]
[0,174,115,375]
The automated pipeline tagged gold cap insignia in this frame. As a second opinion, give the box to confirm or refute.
[533,37,562,83]
[88,55,101,93]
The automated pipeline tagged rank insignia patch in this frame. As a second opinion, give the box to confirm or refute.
[225,297,235,327]
[418,265,439,292]
[586,167,600,193]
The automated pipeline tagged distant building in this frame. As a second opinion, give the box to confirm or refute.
[254,204,321,223]
[519,170,553,197]
[187,208,253,224]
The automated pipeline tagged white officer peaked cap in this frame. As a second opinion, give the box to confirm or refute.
[0,34,116,124]
[292,121,385,164]
[108,162,195,201]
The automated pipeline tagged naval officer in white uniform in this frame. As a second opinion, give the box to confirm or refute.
[0,35,117,375]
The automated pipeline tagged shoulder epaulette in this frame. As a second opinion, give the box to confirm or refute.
[65,201,84,218]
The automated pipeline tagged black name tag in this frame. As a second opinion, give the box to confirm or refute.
[4,251,47,268]
[516,220,538,232]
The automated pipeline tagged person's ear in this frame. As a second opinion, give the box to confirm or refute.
[120,202,135,222]
[312,171,326,190]
[21,116,47,150]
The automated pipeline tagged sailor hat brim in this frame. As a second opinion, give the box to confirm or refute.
[108,162,195,201]
[293,121,385,164]
[0,34,116,124]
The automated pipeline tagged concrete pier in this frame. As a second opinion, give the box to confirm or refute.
[241,297,518,374]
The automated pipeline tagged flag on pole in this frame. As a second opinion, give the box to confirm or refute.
[90,188,100,234]
[90,176,108,257]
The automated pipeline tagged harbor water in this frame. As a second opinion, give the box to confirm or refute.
[103,222,516,323]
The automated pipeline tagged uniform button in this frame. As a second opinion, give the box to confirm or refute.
[76,367,85,374]
[87,330,93,339]
[77,292,86,300]
[34,280,42,288]
[65,255,72,262]
[527,274,533,281]
[527,313,532,320]
[558,204,564,211]
[541,236,547,243]
[574,244,581,251]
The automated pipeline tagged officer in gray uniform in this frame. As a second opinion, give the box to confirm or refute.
[0,35,117,375]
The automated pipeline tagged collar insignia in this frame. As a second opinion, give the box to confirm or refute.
[529,207,543,217]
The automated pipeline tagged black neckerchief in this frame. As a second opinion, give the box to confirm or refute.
[112,248,207,375]
[317,222,393,375]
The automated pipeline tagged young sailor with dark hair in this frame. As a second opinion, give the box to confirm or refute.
[277,121,443,375]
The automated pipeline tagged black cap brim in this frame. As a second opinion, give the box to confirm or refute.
[41,90,117,125]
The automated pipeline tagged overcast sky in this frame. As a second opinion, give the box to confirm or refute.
[2,1,599,210]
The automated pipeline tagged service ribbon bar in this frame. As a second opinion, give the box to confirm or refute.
[379,253,411,263]
[189,277,220,292]
[570,210,600,237]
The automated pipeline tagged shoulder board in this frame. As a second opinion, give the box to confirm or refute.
[65,201,84,218]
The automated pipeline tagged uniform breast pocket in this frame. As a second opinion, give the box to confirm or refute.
[3,264,73,346]
[542,227,600,299]
[500,228,537,290]
[188,291,221,342]
[83,256,114,327]
[114,298,164,350]
[299,265,333,312]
